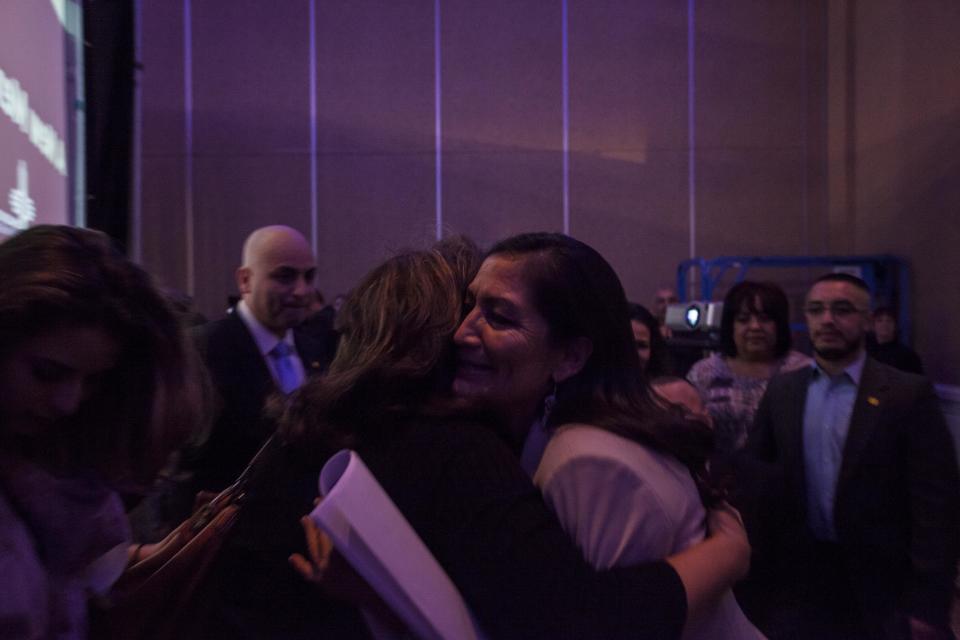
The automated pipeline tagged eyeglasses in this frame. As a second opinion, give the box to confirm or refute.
[803,302,866,318]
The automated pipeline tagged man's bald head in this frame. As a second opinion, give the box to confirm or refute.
[241,225,311,268]
[236,226,316,337]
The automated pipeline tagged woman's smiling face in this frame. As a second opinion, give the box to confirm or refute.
[452,255,567,438]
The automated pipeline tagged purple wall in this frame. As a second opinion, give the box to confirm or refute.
[140,0,823,305]
[137,1,960,383]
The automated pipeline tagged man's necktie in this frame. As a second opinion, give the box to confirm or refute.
[270,341,300,394]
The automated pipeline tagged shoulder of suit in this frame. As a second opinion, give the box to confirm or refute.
[293,328,329,372]
[191,314,254,355]
[192,313,238,336]
[864,356,931,394]
[769,363,812,388]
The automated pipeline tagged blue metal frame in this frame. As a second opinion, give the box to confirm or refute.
[676,255,912,344]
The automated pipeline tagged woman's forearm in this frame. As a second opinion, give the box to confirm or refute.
[665,505,750,620]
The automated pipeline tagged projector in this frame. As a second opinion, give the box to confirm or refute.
[665,301,723,332]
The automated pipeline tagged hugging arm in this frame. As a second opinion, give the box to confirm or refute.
[665,504,750,618]
[395,423,749,640]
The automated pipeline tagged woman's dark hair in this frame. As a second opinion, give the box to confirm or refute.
[872,305,896,320]
[718,280,792,359]
[0,225,208,487]
[628,303,672,377]
[486,232,718,505]
[281,239,481,452]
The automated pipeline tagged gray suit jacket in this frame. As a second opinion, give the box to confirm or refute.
[741,356,960,627]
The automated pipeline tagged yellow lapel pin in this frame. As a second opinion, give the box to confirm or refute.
[867,396,880,406]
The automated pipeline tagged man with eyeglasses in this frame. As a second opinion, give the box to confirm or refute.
[738,273,959,640]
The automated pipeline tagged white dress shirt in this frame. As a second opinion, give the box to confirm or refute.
[235,300,307,391]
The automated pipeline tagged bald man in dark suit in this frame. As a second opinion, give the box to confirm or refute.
[185,226,333,494]
[179,226,361,638]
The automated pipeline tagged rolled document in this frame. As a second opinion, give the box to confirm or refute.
[310,449,484,640]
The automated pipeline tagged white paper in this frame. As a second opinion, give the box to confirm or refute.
[310,449,484,640]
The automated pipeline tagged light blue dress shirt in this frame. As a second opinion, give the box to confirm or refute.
[802,350,866,542]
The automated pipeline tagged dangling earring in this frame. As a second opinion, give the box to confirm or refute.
[520,380,559,478]
[542,378,558,425]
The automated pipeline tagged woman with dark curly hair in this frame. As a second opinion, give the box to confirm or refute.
[0,225,206,639]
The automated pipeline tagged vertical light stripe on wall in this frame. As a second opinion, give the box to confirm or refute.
[184,0,195,295]
[811,3,831,254]
[434,0,443,240]
[820,2,829,255]
[309,0,318,256]
[800,2,809,253]
[131,0,143,261]
[72,3,86,228]
[687,0,696,260]
[843,0,857,247]
[561,0,570,235]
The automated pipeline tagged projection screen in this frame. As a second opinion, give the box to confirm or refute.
[0,0,82,237]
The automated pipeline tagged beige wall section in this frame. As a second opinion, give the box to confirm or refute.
[440,0,564,245]
[828,0,960,383]
[695,1,822,259]
[190,0,314,315]
[568,1,689,306]
[314,1,436,302]
[140,1,188,295]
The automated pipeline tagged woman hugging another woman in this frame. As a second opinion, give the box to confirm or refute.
[279,234,753,639]
[453,233,764,639]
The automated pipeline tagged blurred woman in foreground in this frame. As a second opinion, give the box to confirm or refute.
[0,225,204,638]
[287,239,750,639]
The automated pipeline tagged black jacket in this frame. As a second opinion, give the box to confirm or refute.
[741,357,959,630]
[185,312,332,493]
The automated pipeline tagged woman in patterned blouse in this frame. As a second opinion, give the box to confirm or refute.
[687,281,810,457]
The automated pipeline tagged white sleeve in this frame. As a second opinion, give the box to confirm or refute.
[537,448,678,570]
